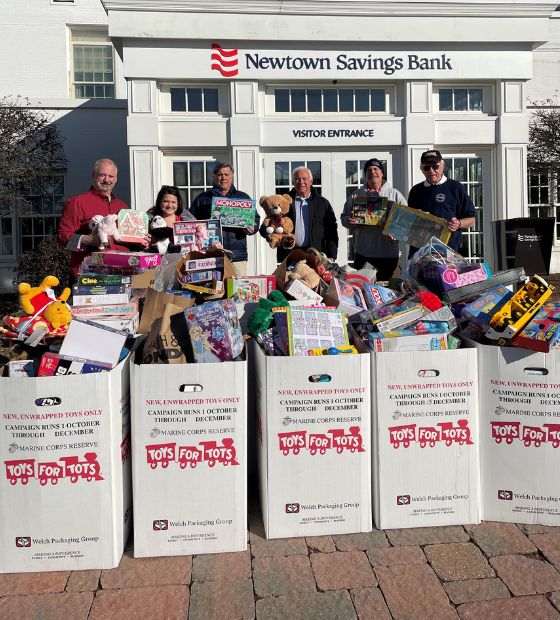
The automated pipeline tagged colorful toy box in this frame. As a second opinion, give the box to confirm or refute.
[419,261,492,295]
[362,283,398,309]
[184,299,244,363]
[461,286,514,326]
[512,303,560,353]
[90,251,161,270]
[211,196,257,229]
[226,276,276,303]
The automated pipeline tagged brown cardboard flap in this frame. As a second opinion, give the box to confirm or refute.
[273,248,322,293]
[138,287,194,334]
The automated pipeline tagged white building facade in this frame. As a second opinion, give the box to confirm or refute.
[0,1,558,288]
[101,0,559,275]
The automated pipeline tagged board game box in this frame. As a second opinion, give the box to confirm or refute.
[211,197,257,228]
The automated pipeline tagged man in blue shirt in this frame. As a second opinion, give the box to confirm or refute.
[407,150,475,257]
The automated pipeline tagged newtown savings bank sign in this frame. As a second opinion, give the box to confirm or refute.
[210,44,532,80]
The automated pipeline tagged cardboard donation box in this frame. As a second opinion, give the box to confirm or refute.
[474,342,560,524]
[253,341,371,539]
[0,360,132,572]
[130,356,247,556]
[371,349,480,529]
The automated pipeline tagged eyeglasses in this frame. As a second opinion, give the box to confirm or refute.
[422,164,440,171]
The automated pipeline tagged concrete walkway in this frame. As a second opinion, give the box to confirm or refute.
[2,495,560,619]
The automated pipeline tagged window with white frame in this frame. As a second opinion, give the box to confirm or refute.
[445,156,484,261]
[172,160,221,207]
[19,173,66,253]
[269,86,392,114]
[528,168,560,243]
[161,85,227,115]
[434,86,490,113]
[71,30,114,99]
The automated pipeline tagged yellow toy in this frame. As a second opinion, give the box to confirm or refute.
[17,276,72,330]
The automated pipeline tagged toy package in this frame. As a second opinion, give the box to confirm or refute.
[484,275,553,345]
[226,275,276,303]
[211,196,257,229]
[90,251,161,270]
[38,352,112,376]
[173,219,222,252]
[362,283,398,309]
[117,209,149,243]
[273,306,349,356]
[351,195,388,226]
[184,299,244,363]
[461,286,514,326]
[383,204,451,247]
[325,279,367,316]
[511,303,560,353]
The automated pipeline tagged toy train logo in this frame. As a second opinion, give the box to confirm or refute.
[277,427,365,456]
[145,439,239,470]
[388,420,473,449]
[490,421,560,448]
[4,453,103,486]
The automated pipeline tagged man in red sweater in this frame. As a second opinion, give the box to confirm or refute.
[57,158,148,276]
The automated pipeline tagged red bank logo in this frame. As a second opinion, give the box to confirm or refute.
[396,495,411,506]
[153,519,169,531]
[285,503,300,514]
[498,490,513,501]
[15,537,31,548]
[211,43,239,77]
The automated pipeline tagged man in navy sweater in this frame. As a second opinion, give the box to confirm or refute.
[190,162,260,275]
[407,150,475,257]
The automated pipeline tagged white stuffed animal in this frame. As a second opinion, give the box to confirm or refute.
[89,213,121,249]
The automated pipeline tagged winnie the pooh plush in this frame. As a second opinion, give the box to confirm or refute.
[18,276,72,330]
[259,194,296,250]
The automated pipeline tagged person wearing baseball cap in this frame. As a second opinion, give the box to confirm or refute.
[341,158,407,280]
[407,149,475,257]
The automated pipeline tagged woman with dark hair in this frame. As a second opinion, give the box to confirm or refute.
[147,185,194,253]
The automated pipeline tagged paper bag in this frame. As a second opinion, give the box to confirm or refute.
[138,287,195,334]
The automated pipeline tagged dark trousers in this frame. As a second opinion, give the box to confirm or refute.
[353,253,399,281]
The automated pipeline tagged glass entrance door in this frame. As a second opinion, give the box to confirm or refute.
[443,152,492,263]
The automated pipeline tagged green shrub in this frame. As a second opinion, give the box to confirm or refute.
[14,236,71,289]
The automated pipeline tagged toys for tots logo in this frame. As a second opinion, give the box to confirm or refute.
[145,437,239,469]
[277,426,365,456]
[388,419,473,449]
[211,43,239,77]
[4,452,103,486]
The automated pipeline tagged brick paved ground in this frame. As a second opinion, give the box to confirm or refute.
[2,485,560,620]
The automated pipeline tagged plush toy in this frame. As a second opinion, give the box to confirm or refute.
[315,263,333,284]
[286,260,321,291]
[259,195,296,250]
[247,290,290,337]
[3,276,73,339]
[89,213,121,249]
[149,216,181,254]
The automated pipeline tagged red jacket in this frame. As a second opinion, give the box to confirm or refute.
[57,187,131,276]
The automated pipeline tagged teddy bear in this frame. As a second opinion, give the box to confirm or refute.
[149,216,181,254]
[89,213,121,249]
[258,194,296,250]
[3,276,73,339]
[286,260,321,291]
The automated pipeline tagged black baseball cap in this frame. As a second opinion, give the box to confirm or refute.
[363,158,385,177]
[420,150,443,164]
